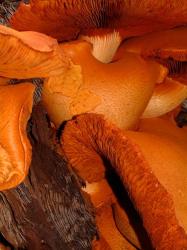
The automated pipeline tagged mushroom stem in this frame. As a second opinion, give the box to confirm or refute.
[80,30,122,63]
[61,113,187,249]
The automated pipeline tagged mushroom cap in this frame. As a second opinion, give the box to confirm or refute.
[0,24,69,79]
[115,27,187,117]
[42,40,165,129]
[61,113,187,248]
[143,77,187,118]
[115,26,187,60]
[0,83,35,190]
[10,0,187,41]
[125,117,187,233]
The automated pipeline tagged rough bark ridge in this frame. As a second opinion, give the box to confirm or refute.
[0,104,97,250]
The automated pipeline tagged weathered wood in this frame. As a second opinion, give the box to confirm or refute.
[0,104,97,250]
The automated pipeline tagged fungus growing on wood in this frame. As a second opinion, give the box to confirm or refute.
[0,0,187,249]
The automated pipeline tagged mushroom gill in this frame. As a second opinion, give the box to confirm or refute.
[10,0,187,42]
[0,24,69,79]
[61,113,187,249]
[0,83,35,190]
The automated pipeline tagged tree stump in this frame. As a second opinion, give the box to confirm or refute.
[0,104,97,250]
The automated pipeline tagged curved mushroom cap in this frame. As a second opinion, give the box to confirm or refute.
[125,117,187,233]
[143,77,187,118]
[61,113,187,249]
[115,26,187,60]
[42,40,165,129]
[0,24,69,79]
[10,0,187,41]
[0,83,35,190]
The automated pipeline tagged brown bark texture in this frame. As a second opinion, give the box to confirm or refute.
[0,104,97,250]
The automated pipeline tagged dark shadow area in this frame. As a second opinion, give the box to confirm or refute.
[103,157,153,250]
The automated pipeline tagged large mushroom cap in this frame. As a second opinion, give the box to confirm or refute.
[10,0,187,41]
[61,113,187,249]
[42,40,166,129]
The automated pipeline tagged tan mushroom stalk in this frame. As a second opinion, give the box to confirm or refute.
[42,40,166,129]
[61,113,187,249]
[0,83,35,190]
[80,31,122,63]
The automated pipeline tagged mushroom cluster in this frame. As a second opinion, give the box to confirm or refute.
[1,0,187,249]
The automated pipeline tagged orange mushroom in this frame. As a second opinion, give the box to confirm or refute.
[115,27,187,118]
[10,0,187,42]
[0,24,69,79]
[42,40,166,129]
[8,0,187,127]
[0,24,72,190]
[0,1,186,249]
[61,113,187,249]
[0,83,35,190]
[142,77,187,118]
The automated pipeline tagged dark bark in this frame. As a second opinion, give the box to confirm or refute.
[0,104,97,250]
